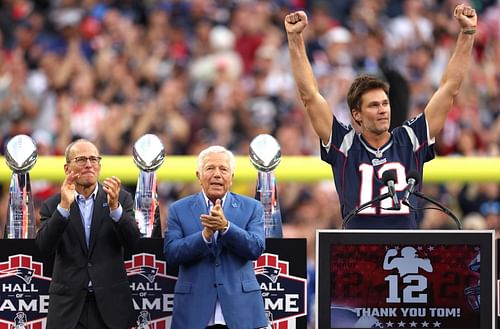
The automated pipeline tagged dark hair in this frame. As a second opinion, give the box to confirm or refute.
[347,75,389,112]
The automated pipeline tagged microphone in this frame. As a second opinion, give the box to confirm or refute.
[399,172,462,229]
[342,170,401,228]
[342,172,399,229]
[402,171,419,206]
[341,191,392,229]
[412,191,463,229]
[382,170,400,210]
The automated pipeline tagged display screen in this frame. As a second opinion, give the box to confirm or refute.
[317,231,495,329]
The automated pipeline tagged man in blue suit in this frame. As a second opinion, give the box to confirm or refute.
[164,145,268,329]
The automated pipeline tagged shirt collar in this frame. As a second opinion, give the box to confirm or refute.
[75,184,99,201]
[202,191,227,208]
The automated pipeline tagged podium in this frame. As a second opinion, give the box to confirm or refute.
[0,238,307,329]
[316,230,496,329]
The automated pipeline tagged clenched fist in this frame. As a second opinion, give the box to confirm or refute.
[284,11,308,34]
[454,4,477,28]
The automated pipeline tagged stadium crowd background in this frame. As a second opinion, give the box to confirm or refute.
[1,0,500,326]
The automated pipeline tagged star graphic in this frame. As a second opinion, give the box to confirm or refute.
[432,321,442,327]
[386,321,394,327]
[428,246,435,252]
[375,322,383,328]
[417,246,423,250]
[409,321,417,327]
[421,321,429,327]
[397,321,406,327]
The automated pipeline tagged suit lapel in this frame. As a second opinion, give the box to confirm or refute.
[70,202,88,254]
[88,185,107,255]
[190,192,206,232]
[223,193,239,226]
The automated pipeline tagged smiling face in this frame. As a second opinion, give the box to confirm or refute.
[64,140,101,191]
[352,88,391,136]
[196,151,233,202]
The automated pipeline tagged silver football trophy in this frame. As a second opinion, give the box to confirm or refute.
[132,134,165,237]
[4,134,38,239]
[249,134,283,238]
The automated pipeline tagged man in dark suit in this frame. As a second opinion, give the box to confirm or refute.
[35,139,140,329]
[164,145,268,329]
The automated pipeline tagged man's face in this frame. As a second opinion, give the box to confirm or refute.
[197,152,233,202]
[352,89,391,135]
[64,141,101,189]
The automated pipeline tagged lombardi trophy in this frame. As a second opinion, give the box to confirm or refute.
[5,134,38,239]
[132,134,165,237]
[249,134,283,238]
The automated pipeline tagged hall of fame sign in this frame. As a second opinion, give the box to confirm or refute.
[254,253,307,329]
[0,254,51,329]
[125,253,177,329]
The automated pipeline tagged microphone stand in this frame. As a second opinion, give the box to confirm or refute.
[409,191,463,230]
[342,192,392,229]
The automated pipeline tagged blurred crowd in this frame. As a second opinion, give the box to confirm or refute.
[1,0,500,323]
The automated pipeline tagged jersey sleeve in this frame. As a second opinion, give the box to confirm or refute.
[320,116,355,165]
[401,113,435,162]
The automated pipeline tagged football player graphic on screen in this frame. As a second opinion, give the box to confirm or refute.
[383,247,433,276]
[464,252,480,311]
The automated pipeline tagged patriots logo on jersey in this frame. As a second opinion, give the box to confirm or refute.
[127,266,158,283]
[0,267,34,284]
[405,114,421,126]
[338,120,351,130]
[255,266,281,283]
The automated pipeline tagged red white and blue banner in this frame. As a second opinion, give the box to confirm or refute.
[255,252,307,329]
[0,238,307,329]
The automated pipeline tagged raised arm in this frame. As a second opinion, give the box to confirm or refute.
[424,4,477,139]
[285,11,333,144]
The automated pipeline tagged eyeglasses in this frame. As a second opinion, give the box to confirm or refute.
[68,156,102,166]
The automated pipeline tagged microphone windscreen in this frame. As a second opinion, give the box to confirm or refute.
[382,170,397,185]
[407,171,419,185]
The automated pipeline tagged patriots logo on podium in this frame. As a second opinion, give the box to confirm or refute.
[254,266,281,283]
[127,266,158,284]
[0,267,34,284]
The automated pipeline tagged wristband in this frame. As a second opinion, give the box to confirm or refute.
[462,27,476,35]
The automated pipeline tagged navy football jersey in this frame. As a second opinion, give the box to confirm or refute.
[321,113,435,229]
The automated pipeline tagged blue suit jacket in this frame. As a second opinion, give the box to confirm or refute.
[164,192,268,329]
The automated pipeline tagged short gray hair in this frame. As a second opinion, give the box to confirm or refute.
[197,145,235,173]
[64,138,97,162]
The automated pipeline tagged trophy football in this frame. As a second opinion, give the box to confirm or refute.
[249,134,283,238]
[132,134,165,237]
[4,134,38,239]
